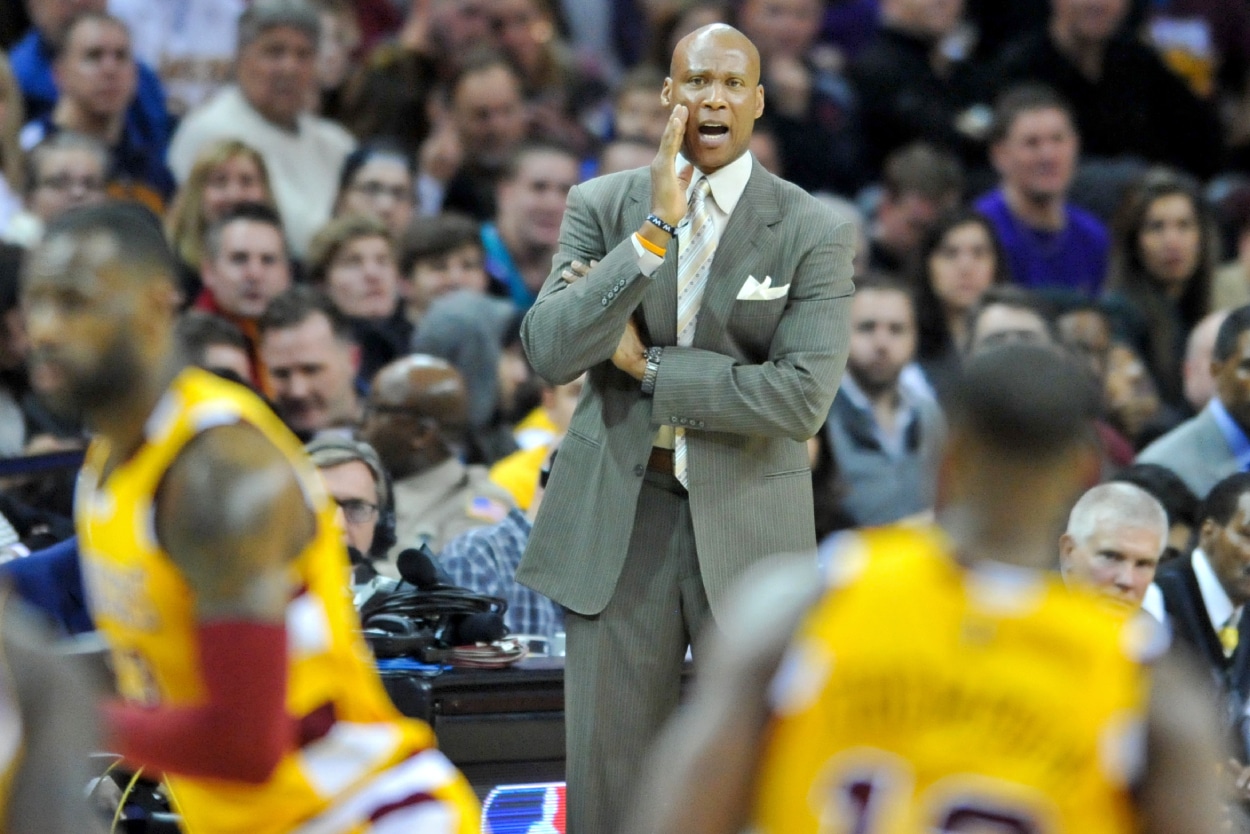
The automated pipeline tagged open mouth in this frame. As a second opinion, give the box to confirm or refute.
[697,123,730,147]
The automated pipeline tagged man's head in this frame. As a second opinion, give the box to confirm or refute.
[21,203,180,423]
[966,286,1056,356]
[942,344,1101,563]
[175,310,253,386]
[334,142,414,239]
[875,143,964,261]
[1055,301,1112,382]
[449,52,528,171]
[52,12,136,124]
[360,354,469,480]
[613,67,669,144]
[880,0,964,40]
[661,24,765,176]
[425,0,493,60]
[400,212,488,308]
[258,285,360,436]
[847,275,916,397]
[1050,0,1129,47]
[235,0,320,129]
[307,214,400,320]
[1212,304,1250,431]
[306,435,391,557]
[495,141,579,262]
[200,202,292,319]
[1186,309,1229,412]
[27,0,106,41]
[1059,482,1168,608]
[1198,472,1250,607]
[736,0,823,61]
[989,85,1079,207]
[25,132,108,223]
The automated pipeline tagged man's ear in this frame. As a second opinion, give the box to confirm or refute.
[660,78,672,107]
[754,83,765,119]
[1057,533,1075,570]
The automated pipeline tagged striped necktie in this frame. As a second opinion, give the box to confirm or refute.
[674,178,715,488]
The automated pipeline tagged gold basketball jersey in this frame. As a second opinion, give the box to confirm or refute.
[751,526,1150,834]
[77,368,475,834]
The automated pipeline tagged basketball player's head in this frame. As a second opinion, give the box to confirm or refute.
[941,343,1101,558]
[21,202,181,422]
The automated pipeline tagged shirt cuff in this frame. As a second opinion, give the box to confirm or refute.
[631,234,665,277]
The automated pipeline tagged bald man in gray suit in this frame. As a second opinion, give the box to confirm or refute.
[517,24,855,833]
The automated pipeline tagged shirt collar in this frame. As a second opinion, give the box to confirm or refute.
[1209,396,1250,470]
[676,151,754,218]
[1193,547,1238,632]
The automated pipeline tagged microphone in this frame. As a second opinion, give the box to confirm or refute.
[396,547,440,591]
[451,612,507,645]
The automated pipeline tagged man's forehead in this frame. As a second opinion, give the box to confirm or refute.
[24,231,121,291]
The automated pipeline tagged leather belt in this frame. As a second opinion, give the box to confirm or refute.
[647,446,674,475]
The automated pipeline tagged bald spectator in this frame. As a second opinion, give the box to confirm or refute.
[258,285,362,439]
[418,52,529,221]
[19,12,173,212]
[1059,481,1169,609]
[482,140,580,310]
[360,354,515,570]
[998,0,1222,179]
[1185,309,1230,413]
[11,0,171,160]
[1139,306,1250,498]
[168,0,356,255]
[867,143,963,277]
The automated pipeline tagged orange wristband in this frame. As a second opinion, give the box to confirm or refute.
[635,232,667,258]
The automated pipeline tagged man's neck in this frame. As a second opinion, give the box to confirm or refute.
[500,225,555,293]
[1049,22,1107,80]
[92,358,185,471]
[939,498,1061,573]
[53,100,124,145]
[1002,183,1065,231]
[851,373,904,434]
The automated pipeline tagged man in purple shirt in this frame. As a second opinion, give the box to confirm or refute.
[974,84,1108,299]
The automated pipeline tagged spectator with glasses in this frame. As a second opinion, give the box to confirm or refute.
[5,131,107,246]
[332,141,415,239]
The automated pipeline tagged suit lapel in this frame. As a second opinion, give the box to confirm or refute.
[693,162,780,351]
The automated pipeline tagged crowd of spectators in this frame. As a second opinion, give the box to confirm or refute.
[4,0,1250,647]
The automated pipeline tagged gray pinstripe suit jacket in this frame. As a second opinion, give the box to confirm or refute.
[516,159,855,619]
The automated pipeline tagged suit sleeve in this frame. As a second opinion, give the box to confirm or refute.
[651,218,855,441]
[521,181,656,384]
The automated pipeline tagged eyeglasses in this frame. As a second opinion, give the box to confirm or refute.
[350,180,412,203]
[334,497,380,524]
[37,174,105,193]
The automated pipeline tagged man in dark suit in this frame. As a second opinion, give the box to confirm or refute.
[1154,471,1250,760]
[517,23,855,834]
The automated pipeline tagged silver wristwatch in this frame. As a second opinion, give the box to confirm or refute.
[640,346,663,396]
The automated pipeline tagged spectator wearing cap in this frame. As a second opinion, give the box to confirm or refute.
[168,0,356,256]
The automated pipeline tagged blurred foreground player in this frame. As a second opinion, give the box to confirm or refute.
[630,344,1224,834]
[20,203,479,833]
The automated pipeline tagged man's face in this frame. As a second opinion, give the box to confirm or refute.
[28,148,107,223]
[260,314,360,434]
[877,191,943,258]
[1060,521,1163,608]
[452,66,527,169]
[318,459,380,555]
[614,88,669,144]
[21,232,153,420]
[884,0,964,39]
[993,108,1078,203]
[1052,0,1129,44]
[497,151,578,251]
[429,0,493,57]
[968,304,1051,355]
[338,157,414,239]
[1214,331,1250,429]
[407,243,488,307]
[202,220,291,319]
[323,235,400,320]
[55,18,136,121]
[1057,309,1112,382]
[236,25,317,128]
[1202,492,1250,606]
[490,0,551,75]
[28,0,106,37]
[847,288,916,395]
[737,0,822,60]
[662,28,765,175]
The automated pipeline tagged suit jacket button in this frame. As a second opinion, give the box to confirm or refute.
[601,298,609,306]
[633,464,644,476]
[671,416,679,423]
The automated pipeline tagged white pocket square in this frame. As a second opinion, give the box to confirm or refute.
[737,275,790,301]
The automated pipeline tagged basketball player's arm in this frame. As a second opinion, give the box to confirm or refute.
[1139,651,1225,834]
[105,423,316,783]
[2,596,105,834]
[624,556,822,834]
